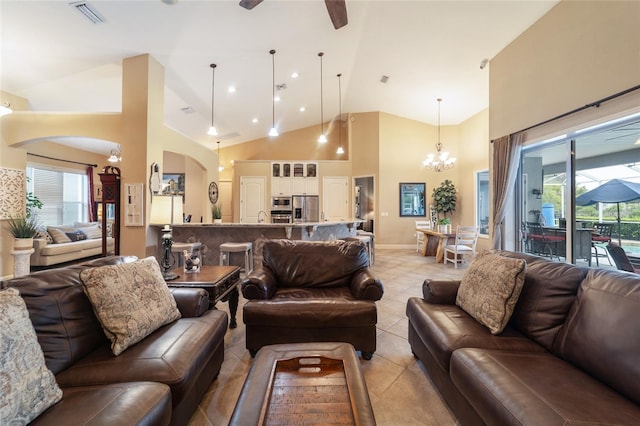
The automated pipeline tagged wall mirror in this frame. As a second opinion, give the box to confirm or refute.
[399,182,426,217]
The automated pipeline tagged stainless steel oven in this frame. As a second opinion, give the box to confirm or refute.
[271,196,292,210]
[270,210,292,224]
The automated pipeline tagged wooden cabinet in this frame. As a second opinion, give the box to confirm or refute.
[99,167,121,256]
[271,177,292,196]
[293,177,318,195]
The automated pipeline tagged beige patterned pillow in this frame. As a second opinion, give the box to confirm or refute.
[80,224,102,240]
[456,251,527,334]
[47,226,75,244]
[0,288,63,424]
[80,257,181,356]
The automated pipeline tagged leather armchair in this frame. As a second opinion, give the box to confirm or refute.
[241,239,384,359]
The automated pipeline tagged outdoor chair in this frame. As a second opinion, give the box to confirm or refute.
[591,222,614,266]
[526,222,565,260]
[606,242,640,274]
[444,225,479,268]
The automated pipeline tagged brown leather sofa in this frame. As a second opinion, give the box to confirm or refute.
[3,256,228,426]
[406,250,640,425]
[241,239,384,360]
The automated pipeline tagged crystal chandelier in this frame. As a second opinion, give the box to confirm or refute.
[423,98,455,172]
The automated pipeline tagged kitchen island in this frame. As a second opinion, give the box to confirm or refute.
[151,220,363,269]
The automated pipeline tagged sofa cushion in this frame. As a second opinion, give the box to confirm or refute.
[450,348,640,425]
[553,269,640,405]
[47,226,76,244]
[4,256,137,374]
[495,250,588,350]
[0,288,63,424]
[262,239,369,288]
[80,257,181,355]
[456,251,527,334]
[39,241,85,256]
[79,224,102,240]
[406,297,544,372]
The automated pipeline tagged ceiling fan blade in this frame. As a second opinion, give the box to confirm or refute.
[324,0,348,29]
[239,0,263,10]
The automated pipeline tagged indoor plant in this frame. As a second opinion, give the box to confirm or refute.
[8,215,39,250]
[432,180,457,229]
[212,203,222,223]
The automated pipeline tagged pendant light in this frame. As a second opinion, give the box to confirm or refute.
[317,52,327,143]
[207,63,218,136]
[336,73,344,155]
[268,49,279,137]
[422,98,456,172]
[217,141,224,172]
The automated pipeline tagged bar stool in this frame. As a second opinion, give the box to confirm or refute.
[220,242,253,273]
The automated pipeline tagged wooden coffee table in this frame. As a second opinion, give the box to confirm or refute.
[167,265,241,328]
[229,342,376,425]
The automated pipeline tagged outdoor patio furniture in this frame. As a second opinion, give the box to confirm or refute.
[591,222,614,266]
[606,243,640,274]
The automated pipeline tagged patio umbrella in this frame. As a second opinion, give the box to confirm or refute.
[575,178,640,245]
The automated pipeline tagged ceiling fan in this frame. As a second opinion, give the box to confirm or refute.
[239,0,348,30]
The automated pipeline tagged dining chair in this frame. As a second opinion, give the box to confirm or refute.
[591,222,614,266]
[444,225,479,268]
[526,222,565,260]
[415,220,430,252]
[606,242,639,274]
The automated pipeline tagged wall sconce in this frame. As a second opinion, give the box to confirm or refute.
[532,188,542,199]
[108,144,122,163]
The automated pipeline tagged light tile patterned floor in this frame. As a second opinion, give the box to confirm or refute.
[188,248,468,425]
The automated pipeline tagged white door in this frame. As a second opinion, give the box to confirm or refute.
[322,176,349,221]
[240,176,266,223]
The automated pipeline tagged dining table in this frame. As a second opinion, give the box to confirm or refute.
[416,227,456,263]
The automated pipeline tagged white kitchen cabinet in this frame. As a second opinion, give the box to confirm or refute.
[271,177,292,196]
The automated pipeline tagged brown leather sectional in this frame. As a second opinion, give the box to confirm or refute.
[406,250,640,425]
[241,239,384,360]
[3,256,228,426]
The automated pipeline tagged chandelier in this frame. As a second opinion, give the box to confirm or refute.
[423,98,455,172]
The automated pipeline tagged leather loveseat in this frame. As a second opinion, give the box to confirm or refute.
[406,250,640,425]
[3,256,228,426]
[241,239,384,359]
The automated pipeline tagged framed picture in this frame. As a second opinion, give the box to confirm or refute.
[162,173,185,200]
[399,182,426,217]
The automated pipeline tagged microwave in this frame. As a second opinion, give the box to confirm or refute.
[271,196,292,210]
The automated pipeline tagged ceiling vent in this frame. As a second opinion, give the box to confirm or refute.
[275,83,287,91]
[70,2,105,24]
[180,106,194,114]
[380,75,389,84]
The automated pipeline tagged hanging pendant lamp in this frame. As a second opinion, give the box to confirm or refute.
[217,141,224,172]
[317,52,327,143]
[336,73,344,155]
[268,49,279,137]
[422,98,456,172]
[207,64,218,136]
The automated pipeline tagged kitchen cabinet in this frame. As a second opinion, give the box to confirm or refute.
[272,161,317,195]
[271,177,292,196]
[293,177,318,195]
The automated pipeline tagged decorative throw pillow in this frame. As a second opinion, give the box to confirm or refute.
[65,230,87,242]
[35,226,54,244]
[80,257,181,356]
[79,225,102,240]
[47,226,75,244]
[0,288,63,424]
[456,251,527,334]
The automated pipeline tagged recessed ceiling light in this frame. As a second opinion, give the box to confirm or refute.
[228,86,236,93]
[291,72,299,79]
[252,118,258,123]
[299,106,306,112]
[274,96,281,102]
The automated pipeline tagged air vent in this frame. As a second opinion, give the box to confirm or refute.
[380,75,389,83]
[180,106,194,114]
[70,2,105,24]
[275,83,287,91]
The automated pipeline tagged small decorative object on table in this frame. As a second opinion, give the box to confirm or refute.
[183,245,201,274]
[160,225,179,281]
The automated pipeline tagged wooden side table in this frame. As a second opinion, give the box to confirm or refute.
[167,265,241,328]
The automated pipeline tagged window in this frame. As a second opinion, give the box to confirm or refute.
[475,170,489,235]
[27,164,89,226]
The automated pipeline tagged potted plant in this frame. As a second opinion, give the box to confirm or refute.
[437,217,452,233]
[432,180,457,231]
[7,215,39,250]
[212,203,222,224]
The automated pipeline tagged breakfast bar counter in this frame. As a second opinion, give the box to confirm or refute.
[152,220,363,268]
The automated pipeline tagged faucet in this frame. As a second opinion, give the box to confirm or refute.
[257,210,268,223]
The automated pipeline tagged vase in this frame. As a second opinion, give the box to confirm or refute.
[13,237,34,250]
[213,219,222,224]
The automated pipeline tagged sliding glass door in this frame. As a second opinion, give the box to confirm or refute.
[518,113,640,267]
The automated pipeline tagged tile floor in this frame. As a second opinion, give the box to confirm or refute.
[187,248,468,426]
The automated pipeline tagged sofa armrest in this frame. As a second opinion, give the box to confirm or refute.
[241,268,277,300]
[422,279,461,305]
[170,287,209,317]
[350,268,384,301]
